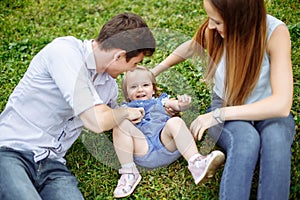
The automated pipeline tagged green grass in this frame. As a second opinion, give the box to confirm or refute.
[1,0,299,199]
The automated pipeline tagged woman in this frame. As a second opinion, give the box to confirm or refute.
[151,0,295,199]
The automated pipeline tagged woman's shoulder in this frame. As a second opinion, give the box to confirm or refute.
[266,14,286,41]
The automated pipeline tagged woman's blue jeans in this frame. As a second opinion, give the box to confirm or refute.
[0,148,84,200]
[208,95,295,200]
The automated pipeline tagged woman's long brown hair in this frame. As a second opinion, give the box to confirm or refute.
[192,0,267,106]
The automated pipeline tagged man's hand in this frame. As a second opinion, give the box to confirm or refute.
[127,107,145,124]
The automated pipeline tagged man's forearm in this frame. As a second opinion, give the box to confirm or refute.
[80,105,129,133]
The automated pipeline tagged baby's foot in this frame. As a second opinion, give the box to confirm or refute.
[188,150,225,184]
[114,167,141,198]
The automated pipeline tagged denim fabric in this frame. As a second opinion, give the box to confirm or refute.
[133,136,181,169]
[126,93,170,131]
[127,93,181,168]
[208,94,295,200]
[0,148,84,200]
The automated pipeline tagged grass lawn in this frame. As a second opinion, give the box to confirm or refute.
[1,0,299,199]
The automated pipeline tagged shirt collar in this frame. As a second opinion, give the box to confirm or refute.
[84,39,96,70]
[83,40,113,86]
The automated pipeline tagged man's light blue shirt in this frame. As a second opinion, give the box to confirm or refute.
[0,36,118,164]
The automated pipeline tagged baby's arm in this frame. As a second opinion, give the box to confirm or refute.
[164,94,192,112]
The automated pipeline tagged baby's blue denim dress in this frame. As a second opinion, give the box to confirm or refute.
[125,93,181,169]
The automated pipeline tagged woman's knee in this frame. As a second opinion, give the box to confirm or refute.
[260,127,294,160]
[258,116,295,148]
[220,121,260,157]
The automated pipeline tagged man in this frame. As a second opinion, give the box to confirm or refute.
[0,13,155,200]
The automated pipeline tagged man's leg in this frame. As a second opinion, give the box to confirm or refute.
[0,148,41,200]
[38,158,84,200]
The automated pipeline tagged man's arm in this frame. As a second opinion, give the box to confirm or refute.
[79,104,144,133]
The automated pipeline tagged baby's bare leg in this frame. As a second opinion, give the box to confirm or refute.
[160,117,199,161]
[113,121,145,198]
[113,120,148,165]
[161,118,225,185]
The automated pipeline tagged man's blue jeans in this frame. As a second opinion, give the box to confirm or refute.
[0,148,84,200]
[208,94,295,200]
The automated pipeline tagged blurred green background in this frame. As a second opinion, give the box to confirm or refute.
[1,0,299,199]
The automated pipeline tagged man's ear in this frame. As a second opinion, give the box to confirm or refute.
[114,50,126,61]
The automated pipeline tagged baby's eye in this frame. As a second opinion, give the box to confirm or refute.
[130,85,137,89]
[143,83,151,87]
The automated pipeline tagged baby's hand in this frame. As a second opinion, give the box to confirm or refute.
[177,94,192,111]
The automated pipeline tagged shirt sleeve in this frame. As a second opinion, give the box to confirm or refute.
[109,91,119,108]
[73,67,103,115]
[45,37,102,116]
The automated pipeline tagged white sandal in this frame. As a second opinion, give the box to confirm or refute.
[114,167,142,198]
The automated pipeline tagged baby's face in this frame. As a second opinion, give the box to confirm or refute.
[126,70,154,101]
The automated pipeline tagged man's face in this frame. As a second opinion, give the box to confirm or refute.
[106,53,144,78]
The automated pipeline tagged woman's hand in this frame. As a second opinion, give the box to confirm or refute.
[190,112,219,141]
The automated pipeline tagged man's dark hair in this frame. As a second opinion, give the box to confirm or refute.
[96,13,156,61]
